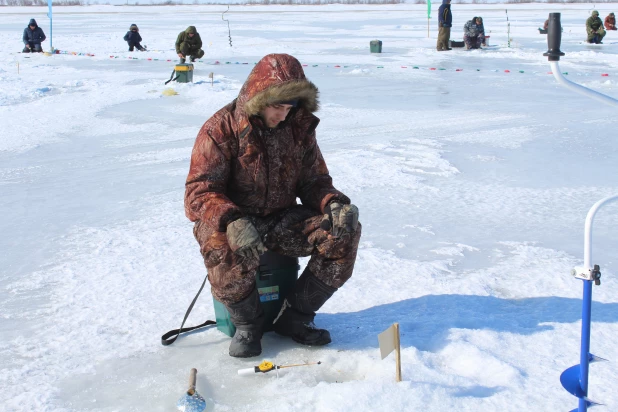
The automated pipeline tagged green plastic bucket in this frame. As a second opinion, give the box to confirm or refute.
[370,40,382,53]
[213,251,299,337]
[174,63,194,83]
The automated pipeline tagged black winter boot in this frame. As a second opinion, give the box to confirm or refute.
[272,270,337,346]
[225,288,264,358]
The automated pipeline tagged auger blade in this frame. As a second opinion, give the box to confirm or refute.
[588,353,608,363]
[560,364,585,398]
[583,396,603,407]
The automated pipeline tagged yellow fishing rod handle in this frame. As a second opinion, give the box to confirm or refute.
[258,361,275,372]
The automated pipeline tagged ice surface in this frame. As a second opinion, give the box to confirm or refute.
[2,4,618,411]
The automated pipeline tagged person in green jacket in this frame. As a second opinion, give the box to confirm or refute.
[586,10,606,44]
[175,26,204,63]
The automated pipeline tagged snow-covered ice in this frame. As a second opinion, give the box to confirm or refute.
[1,3,618,411]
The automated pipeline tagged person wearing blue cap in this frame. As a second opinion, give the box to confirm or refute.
[22,19,46,53]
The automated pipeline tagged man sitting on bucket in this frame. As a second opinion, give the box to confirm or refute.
[185,53,362,358]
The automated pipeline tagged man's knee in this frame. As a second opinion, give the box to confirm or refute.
[195,49,205,58]
[193,220,260,304]
[193,221,230,267]
[209,263,258,305]
[33,44,42,52]
[179,42,191,55]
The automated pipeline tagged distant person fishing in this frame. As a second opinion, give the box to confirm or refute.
[123,24,146,52]
[175,26,204,63]
[22,18,46,53]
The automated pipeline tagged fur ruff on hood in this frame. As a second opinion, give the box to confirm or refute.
[244,79,319,116]
[238,54,319,117]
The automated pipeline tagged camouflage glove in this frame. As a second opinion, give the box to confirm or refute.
[320,202,359,238]
[227,217,267,259]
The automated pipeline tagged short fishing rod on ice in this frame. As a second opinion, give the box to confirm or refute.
[238,361,321,377]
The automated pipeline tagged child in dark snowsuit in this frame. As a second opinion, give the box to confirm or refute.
[123,24,146,51]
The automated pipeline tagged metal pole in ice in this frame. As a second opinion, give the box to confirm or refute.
[427,0,431,38]
[47,0,53,52]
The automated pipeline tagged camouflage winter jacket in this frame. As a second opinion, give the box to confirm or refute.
[586,16,604,33]
[463,18,485,37]
[175,26,202,53]
[185,53,350,232]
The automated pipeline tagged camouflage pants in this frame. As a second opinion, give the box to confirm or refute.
[587,29,606,43]
[464,34,485,49]
[437,26,451,50]
[179,42,205,59]
[193,205,362,305]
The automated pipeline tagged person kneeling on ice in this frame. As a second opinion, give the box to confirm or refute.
[175,26,204,63]
[185,53,361,358]
[463,16,485,50]
[604,12,617,31]
[123,24,146,51]
[22,18,46,53]
[586,11,606,44]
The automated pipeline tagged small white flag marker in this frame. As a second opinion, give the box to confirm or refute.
[378,322,402,382]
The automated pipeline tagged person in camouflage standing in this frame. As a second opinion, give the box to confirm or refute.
[185,53,361,358]
[586,11,606,44]
[175,26,204,63]
[437,0,453,51]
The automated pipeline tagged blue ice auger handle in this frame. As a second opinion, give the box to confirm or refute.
[560,265,606,412]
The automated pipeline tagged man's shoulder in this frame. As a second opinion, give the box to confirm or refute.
[290,110,320,137]
[201,102,240,141]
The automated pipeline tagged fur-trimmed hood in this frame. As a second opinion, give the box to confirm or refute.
[237,54,319,117]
